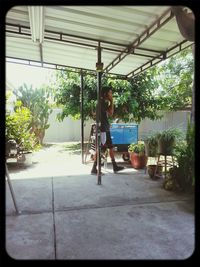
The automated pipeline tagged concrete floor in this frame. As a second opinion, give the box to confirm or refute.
[5,143,194,260]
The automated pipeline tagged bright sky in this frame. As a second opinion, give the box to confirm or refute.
[6,62,56,90]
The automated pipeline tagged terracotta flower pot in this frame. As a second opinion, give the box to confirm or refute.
[129,152,148,169]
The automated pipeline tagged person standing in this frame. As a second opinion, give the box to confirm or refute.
[91,87,124,174]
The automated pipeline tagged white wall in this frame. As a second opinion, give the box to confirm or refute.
[43,109,94,143]
[138,111,190,140]
[43,109,191,143]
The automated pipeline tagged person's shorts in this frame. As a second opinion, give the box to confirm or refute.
[94,130,113,151]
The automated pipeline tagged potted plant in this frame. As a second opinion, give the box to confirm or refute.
[144,133,162,179]
[128,142,147,169]
[157,128,183,155]
[18,134,38,165]
[163,121,194,192]
[144,133,158,157]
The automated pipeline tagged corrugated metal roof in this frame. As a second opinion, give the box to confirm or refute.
[6,5,193,77]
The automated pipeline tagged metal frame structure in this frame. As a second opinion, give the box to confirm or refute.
[103,8,173,74]
[6,20,192,78]
[5,164,20,214]
[6,5,194,186]
[96,43,103,185]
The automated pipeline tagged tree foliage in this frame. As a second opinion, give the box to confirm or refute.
[53,47,193,123]
[13,84,53,144]
[54,70,163,123]
[154,47,194,110]
[6,97,39,151]
[54,70,96,121]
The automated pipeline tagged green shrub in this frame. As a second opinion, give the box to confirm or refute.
[157,127,183,143]
[6,100,39,151]
[165,121,195,192]
[128,142,145,156]
[14,84,53,144]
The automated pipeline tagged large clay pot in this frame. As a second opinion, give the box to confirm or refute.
[129,152,148,169]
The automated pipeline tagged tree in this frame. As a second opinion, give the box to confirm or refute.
[53,48,193,123]
[154,47,194,111]
[54,70,163,123]
[171,6,195,123]
[54,70,96,121]
[14,84,53,144]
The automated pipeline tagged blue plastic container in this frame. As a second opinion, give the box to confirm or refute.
[110,123,138,152]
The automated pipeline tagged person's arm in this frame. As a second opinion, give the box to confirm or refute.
[107,95,114,116]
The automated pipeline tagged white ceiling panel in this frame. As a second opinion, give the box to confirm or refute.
[6,5,193,77]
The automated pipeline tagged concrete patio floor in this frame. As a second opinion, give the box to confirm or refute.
[5,142,195,260]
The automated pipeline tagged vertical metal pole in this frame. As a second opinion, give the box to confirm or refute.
[191,44,195,124]
[96,42,103,185]
[5,164,20,214]
[164,155,167,180]
[80,70,84,164]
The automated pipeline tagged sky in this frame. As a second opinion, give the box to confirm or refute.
[6,62,56,90]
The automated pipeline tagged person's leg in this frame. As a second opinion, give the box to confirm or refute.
[91,152,105,175]
[106,131,124,173]
[109,146,115,160]
[91,127,105,175]
[91,130,107,174]
[91,152,97,174]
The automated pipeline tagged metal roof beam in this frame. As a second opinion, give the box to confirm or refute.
[103,8,174,74]
[6,57,128,80]
[6,39,192,81]
[126,40,192,78]
[6,23,162,57]
[6,30,155,60]
[39,43,43,65]
[44,28,162,54]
